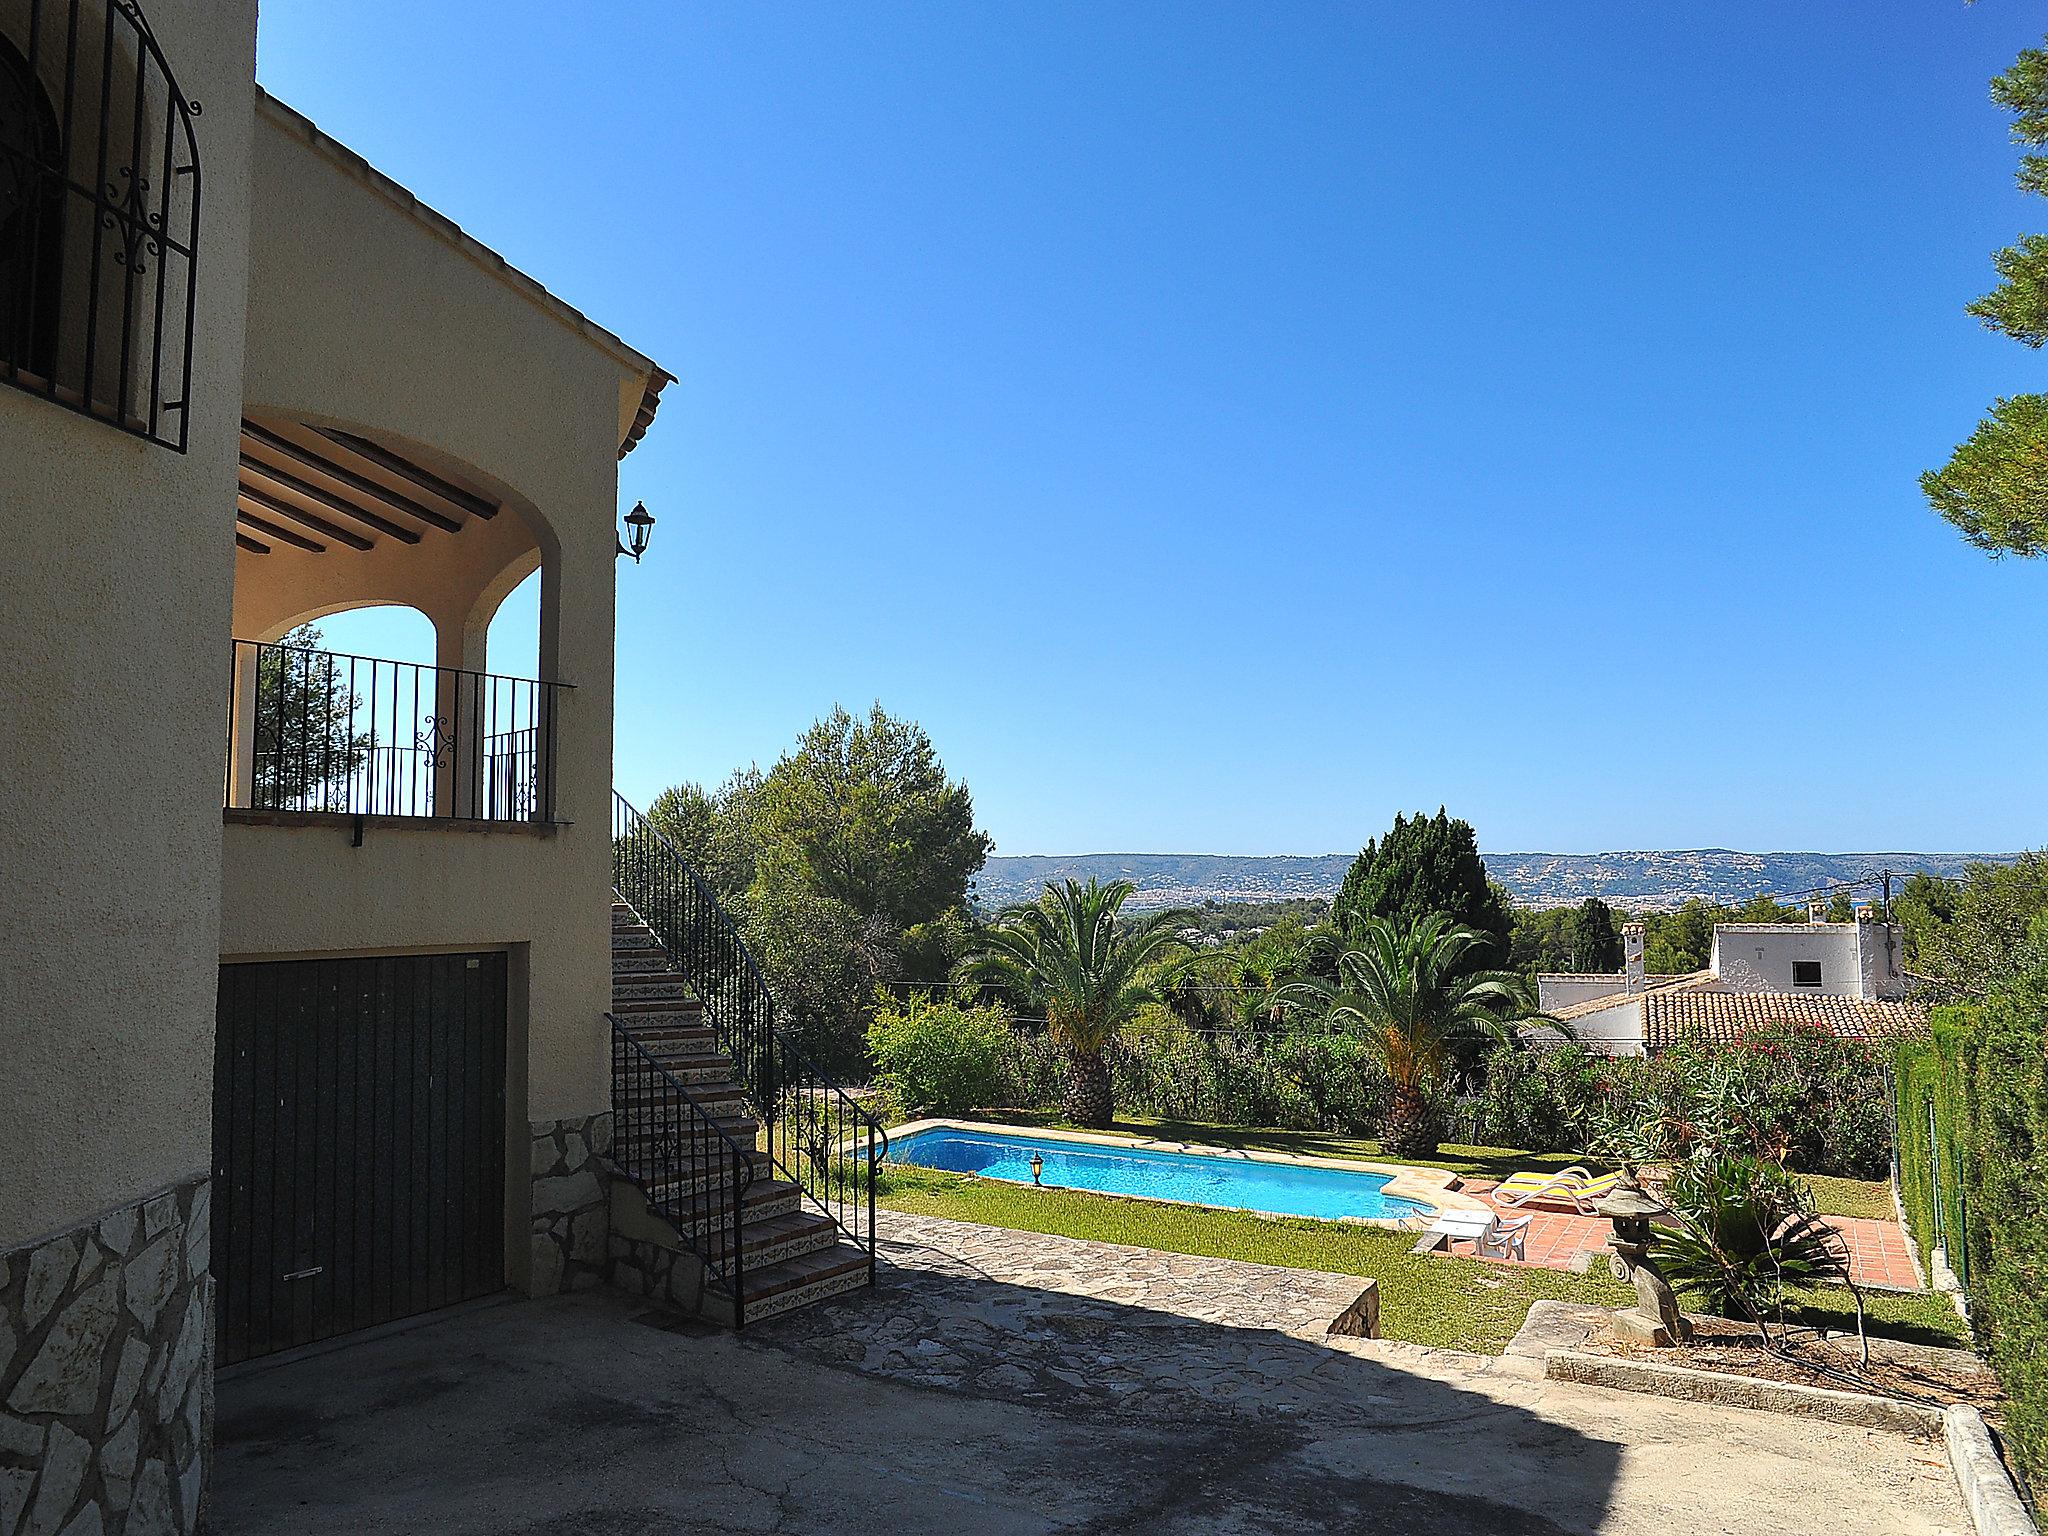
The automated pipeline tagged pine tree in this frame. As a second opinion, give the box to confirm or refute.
[1332,810,1510,960]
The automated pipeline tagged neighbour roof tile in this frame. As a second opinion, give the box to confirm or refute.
[1643,989,1925,1048]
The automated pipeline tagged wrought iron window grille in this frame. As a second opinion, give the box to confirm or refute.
[0,0,202,450]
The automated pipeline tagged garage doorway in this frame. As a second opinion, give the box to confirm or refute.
[213,952,508,1365]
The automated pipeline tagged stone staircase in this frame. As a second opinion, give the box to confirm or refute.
[611,901,874,1325]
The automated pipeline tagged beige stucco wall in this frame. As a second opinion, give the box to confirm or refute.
[221,101,659,1257]
[0,0,259,1250]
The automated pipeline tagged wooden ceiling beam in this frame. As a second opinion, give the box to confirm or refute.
[235,508,327,554]
[241,422,465,534]
[239,456,424,545]
[237,485,375,552]
[314,428,498,519]
[236,532,271,555]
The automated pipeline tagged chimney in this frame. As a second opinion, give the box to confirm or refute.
[1624,923,1645,994]
[1808,896,1827,925]
[1857,909,1905,1001]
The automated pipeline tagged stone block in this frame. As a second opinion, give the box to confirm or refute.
[529,1233,564,1297]
[28,1422,89,1536]
[532,1170,602,1219]
[183,1186,210,1278]
[11,1270,119,1417]
[124,1236,179,1335]
[23,1238,80,1332]
[141,1196,176,1243]
[55,1503,103,1536]
[126,1461,171,1536]
[0,1413,41,1458]
[154,1293,206,1425]
[100,1411,139,1507]
[96,1206,138,1263]
[569,1207,607,1265]
[108,1339,148,1426]
[1,1468,34,1536]
[1327,1281,1380,1340]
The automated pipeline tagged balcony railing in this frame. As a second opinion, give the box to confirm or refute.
[224,639,566,824]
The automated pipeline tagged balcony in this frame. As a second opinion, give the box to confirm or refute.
[223,638,567,826]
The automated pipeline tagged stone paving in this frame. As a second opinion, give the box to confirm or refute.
[213,1222,1973,1535]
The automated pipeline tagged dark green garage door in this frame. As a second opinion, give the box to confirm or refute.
[213,953,508,1365]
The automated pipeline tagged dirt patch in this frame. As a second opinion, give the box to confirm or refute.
[1585,1313,2004,1418]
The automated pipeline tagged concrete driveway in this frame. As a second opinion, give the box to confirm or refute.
[210,1227,1968,1536]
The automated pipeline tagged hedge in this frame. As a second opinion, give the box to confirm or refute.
[1895,971,2048,1490]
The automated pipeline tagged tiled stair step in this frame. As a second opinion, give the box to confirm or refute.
[641,1148,773,1200]
[617,1026,717,1056]
[612,994,705,1016]
[655,1178,802,1232]
[614,1077,747,1113]
[640,1067,737,1096]
[611,956,682,977]
[620,1110,761,1149]
[735,1210,842,1267]
[636,1053,736,1087]
[703,1241,874,1327]
[610,987,692,1011]
[669,1207,838,1267]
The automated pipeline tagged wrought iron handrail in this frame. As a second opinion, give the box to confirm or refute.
[224,638,568,823]
[609,1016,756,1325]
[611,791,885,1286]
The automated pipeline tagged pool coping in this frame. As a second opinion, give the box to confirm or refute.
[877,1117,1490,1230]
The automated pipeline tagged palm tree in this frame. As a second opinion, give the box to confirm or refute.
[1271,913,1543,1158]
[960,878,1191,1129]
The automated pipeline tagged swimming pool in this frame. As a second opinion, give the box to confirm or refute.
[882,1126,1433,1224]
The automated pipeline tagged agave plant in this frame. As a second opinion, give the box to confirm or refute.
[1270,914,1545,1158]
[1651,1153,1851,1333]
[958,879,1191,1129]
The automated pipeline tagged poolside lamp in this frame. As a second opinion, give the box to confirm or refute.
[616,500,656,563]
[1029,1152,1044,1186]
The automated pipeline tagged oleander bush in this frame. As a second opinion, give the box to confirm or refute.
[866,992,1012,1118]
[988,1013,1887,1176]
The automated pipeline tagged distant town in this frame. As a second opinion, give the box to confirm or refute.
[974,849,2009,913]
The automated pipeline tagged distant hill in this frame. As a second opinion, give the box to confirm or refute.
[975,849,2011,913]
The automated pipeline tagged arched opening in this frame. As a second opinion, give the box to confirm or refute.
[485,567,540,683]
[223,418,563,825]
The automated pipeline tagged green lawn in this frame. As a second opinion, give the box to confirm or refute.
[873,1162,1631,1351]
[882,1112,1968,1352]
[1799,1175,1897,1223]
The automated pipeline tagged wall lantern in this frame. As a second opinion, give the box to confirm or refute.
[616,501,656,563]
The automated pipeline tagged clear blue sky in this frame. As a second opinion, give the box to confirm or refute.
[257,3,2047,857]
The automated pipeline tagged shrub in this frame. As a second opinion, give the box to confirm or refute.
[866,992,1011,1117]
[1652,1152,1849,1328]
[1461,1031,1892,1179]
[1896,971,2048,1489]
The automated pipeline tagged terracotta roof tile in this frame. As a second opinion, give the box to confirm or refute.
[1547,971,1711,1022]
[1644,989,1925,1049]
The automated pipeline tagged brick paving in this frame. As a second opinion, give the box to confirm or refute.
[1459,1181,1923,1290]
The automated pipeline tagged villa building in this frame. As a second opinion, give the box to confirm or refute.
[1532,913,1922,1055]
[2,6,878,1532]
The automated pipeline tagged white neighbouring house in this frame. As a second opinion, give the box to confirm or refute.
[1531,913,1922,1056]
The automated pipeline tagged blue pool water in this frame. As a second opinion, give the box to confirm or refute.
[883,1127,1431,1223]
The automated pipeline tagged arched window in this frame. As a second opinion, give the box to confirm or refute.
[0,33,60,379]
[0,0,202,450]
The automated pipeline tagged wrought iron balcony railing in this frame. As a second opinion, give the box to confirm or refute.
[224,639,567,824]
